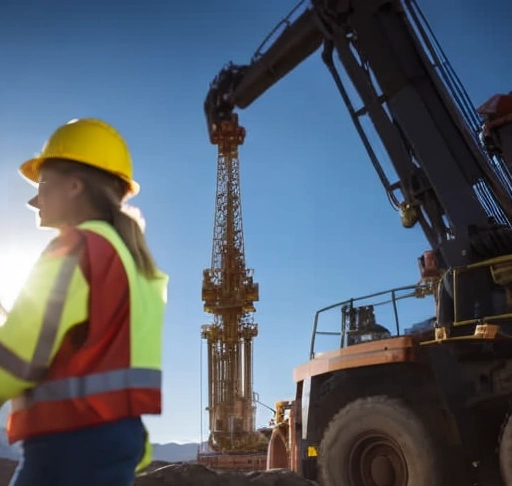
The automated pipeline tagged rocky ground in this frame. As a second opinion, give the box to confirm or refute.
[135,463,318,486]
[0,458,318,486]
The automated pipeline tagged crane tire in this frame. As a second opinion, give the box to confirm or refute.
[318,395,453,486]
[499,411,512,485]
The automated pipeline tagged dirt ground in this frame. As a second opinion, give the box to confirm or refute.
[135,463,318,486]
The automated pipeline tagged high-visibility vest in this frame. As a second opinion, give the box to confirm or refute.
[0,220,168,444]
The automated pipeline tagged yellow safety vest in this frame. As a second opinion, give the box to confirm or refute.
[0,220,168,471]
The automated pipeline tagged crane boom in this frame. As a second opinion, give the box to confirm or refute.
[205,0,512,270]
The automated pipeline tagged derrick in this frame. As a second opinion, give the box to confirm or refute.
[201,113,266,458]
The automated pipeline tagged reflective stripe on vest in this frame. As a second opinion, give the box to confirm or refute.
[11,367,161,411]
[0,252,80,382]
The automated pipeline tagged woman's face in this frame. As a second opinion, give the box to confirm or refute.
[34,165,85,229]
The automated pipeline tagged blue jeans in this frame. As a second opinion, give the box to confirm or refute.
[8,417,145,486]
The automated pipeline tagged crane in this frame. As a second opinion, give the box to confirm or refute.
[204,3,512,274]
[199,112,267,470]
[203,0,512,484]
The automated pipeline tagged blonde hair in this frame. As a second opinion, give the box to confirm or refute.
[43,158,158,279]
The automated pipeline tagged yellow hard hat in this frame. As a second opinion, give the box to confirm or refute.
[19,118,140,196]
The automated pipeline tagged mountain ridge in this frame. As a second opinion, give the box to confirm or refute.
[0,427,199,463]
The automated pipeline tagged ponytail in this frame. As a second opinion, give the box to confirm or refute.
[89,185,158,279]
[110,203,158,279]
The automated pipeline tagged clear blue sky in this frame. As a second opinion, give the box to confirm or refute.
[0,0,510,444]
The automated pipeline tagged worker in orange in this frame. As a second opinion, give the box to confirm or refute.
[0,118,169,486]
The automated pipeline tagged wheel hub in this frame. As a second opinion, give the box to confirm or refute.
[349,433,408,486]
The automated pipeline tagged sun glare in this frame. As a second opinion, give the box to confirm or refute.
[0,250,40,314]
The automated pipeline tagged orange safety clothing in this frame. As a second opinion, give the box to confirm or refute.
[0,220,168,443]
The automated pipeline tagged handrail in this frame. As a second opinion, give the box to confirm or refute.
[309,283,430,359]
[309,253,512,359]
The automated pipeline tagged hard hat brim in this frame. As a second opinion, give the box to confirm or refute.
[18,157,140,197]
[19,157,43,187]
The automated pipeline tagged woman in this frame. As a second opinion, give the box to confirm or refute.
[0,118,168,486]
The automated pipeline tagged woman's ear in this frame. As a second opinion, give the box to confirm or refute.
[67,176,86,200]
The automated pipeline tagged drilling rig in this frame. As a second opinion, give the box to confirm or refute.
[199,111,268,471]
